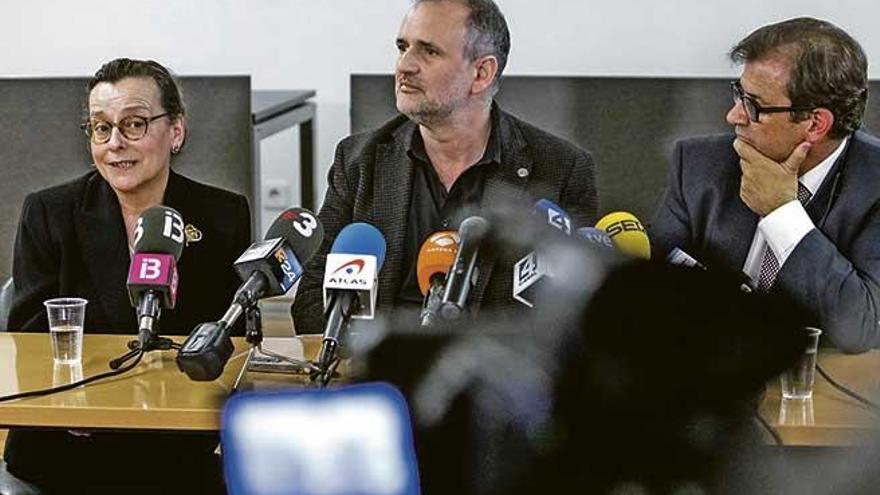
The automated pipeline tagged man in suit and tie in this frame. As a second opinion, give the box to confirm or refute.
[652,17,880,353]
[293,0,597,333]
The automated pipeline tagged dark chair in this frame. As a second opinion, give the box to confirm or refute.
[0,278,12,332]
[0,460,41,495]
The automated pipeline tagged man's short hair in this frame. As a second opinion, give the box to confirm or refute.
[415,0,511,91]
[730,17,868,139]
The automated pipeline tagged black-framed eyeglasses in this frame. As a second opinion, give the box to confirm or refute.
[80,113,170,144]
[730,81,814,123]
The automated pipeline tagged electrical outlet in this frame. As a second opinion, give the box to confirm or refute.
[262,181,291,209]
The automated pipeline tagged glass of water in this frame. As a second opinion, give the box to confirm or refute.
[43,298,87,364]
[781,327,822,400]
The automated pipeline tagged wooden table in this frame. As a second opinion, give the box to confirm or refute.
[1,333,878,448]
[0,333,323,432]
[758,349,880,446]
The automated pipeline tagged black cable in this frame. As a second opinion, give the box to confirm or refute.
[816,363,880,412]
[0,351,144,403]
[754,409,784,446]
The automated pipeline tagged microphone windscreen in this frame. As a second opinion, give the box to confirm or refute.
[331,222,388,269]
[458,216,490,244]
[417,231,460,296]
[266,207,325,263]
[575,227,614,250]
[595,211,651,259]
[534,199,572,235]
[132,206,185,260]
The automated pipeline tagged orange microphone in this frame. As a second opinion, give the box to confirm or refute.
[416,231,460,327]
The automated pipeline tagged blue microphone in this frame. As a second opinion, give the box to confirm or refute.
[575,227,615,251]
[534,199,573,235]
[513,200,573,307]
[318,223,387,371]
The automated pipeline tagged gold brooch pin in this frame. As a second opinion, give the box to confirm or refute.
[184,224,203,245]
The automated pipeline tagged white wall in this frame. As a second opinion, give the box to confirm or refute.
[3,0,878,231]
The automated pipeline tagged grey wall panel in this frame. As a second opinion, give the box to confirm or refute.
[351,75,880,226]
[0,76,252,281]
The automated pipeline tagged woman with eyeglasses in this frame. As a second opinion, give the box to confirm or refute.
[3,58,250,494]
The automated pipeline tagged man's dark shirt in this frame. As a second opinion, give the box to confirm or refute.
[396,111,502,307]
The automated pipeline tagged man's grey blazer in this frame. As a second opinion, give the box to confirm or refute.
[651,131,880,353]
[292,107,598,334]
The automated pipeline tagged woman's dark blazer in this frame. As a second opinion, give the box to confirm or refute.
[3,169,251,488]
[8,169,251,335]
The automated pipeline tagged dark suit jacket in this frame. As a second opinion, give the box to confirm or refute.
[8,169,251,335]
[651,132,880,353]
[4,169,251,487]
[293,107,598,334]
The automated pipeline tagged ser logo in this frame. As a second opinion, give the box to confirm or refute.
[604,219,645,238]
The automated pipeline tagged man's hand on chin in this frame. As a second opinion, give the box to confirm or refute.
[734,138,811,216]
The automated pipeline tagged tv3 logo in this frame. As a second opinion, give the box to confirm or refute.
[604,219,644,237]
[133,211,185,246]
[546,209,571,234]
[291,211,319,237]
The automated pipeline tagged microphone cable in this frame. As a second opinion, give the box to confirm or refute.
[0,351,144,404]
[816,363,880,413]
[754,409,784,446]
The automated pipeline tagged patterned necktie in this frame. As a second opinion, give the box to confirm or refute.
[756,182,813,292]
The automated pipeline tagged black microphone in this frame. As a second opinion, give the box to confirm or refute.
[317,222,387,372]
[666,247,754,293]
[438,216,490,320]
[177,207,324,381]
[125,206,185,349]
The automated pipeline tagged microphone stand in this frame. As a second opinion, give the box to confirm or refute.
[109,333,180,370]
[243,303,320,377]
[109,292,181,369]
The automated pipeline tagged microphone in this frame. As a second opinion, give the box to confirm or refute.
[417,231,461,327]
[126,206,185,349]
[595,211,651,259]
[318,223,387,371]
[534,198,573,235]
[666,247,754,293]
[439,216,490,320]
[177,207,324,381]
[513,200,573,308]
[666,247,707,270]
[574,227,615,251]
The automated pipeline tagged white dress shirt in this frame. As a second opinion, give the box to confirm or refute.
[742,138,848,284]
